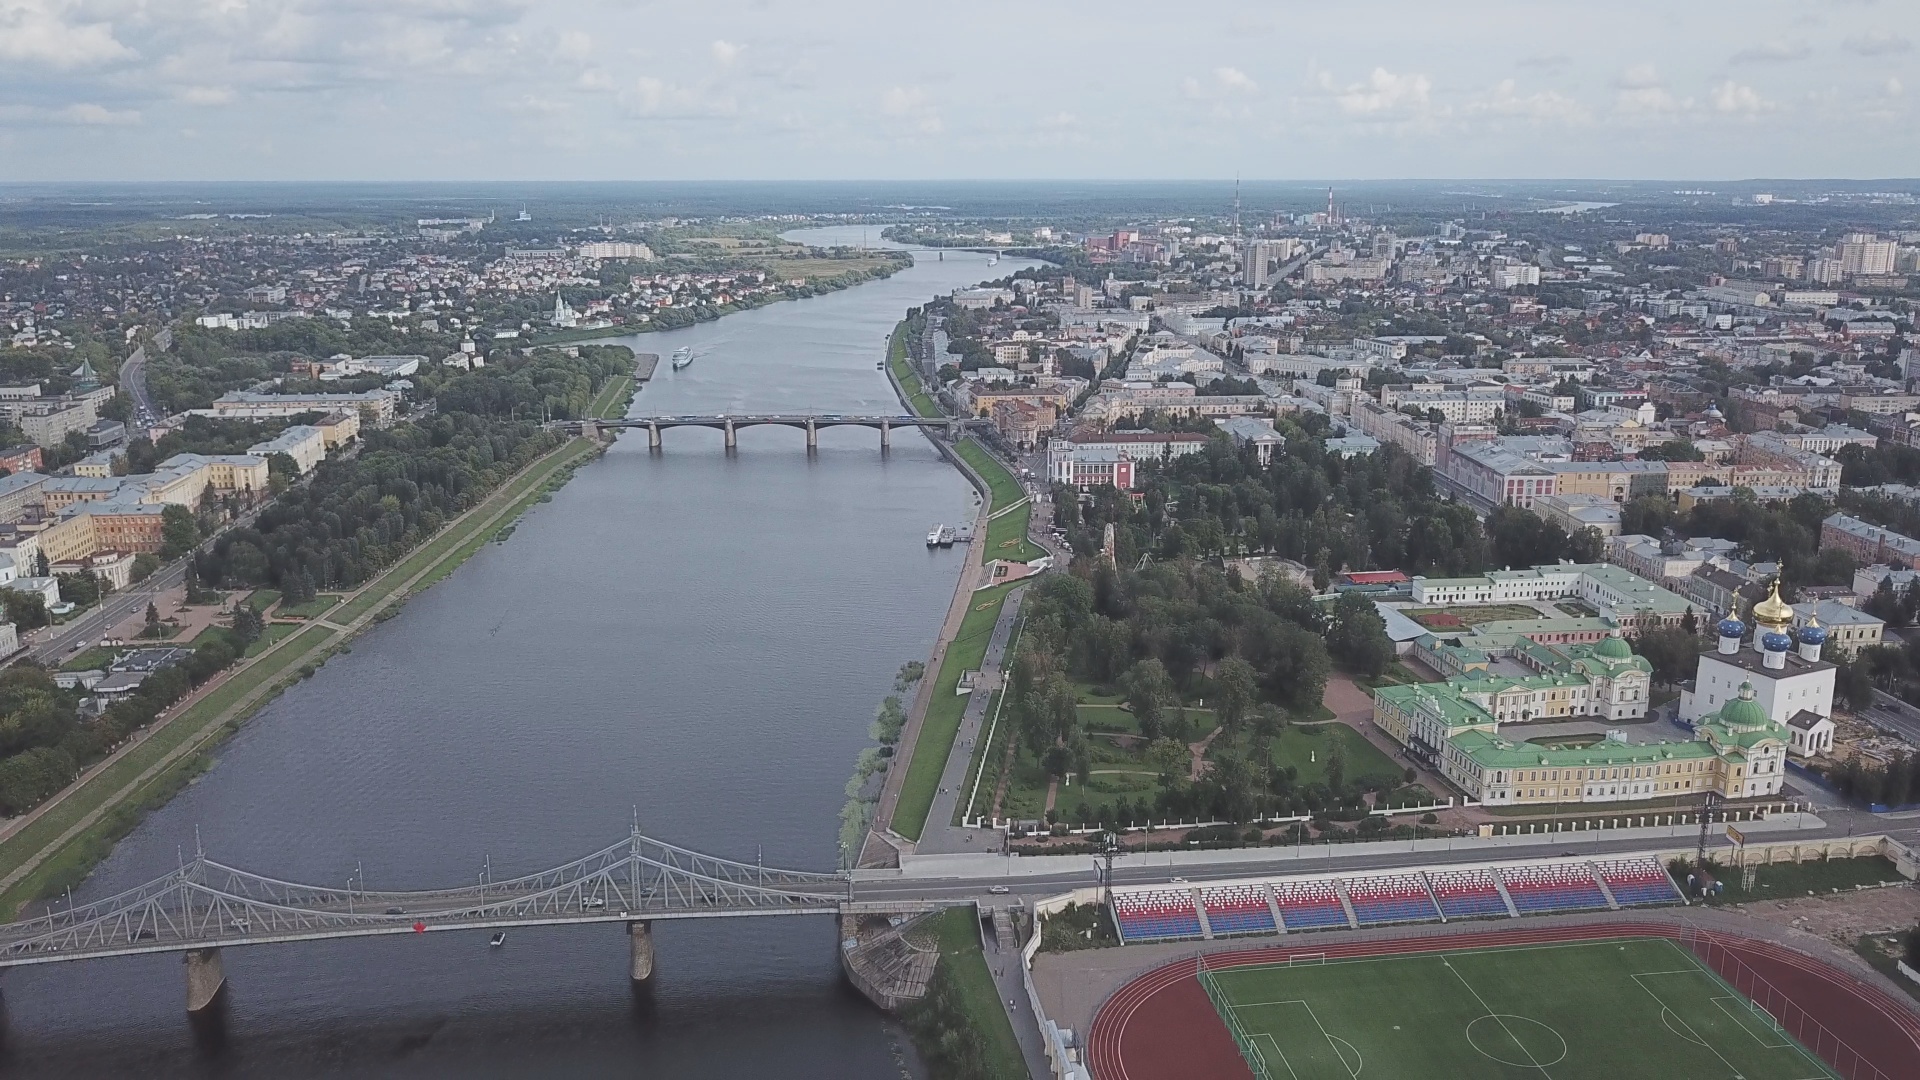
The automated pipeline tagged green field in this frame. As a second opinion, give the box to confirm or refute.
[888,321,940,418]
[955,438,1023,512]
[1202,937,1837,1080]
[891,582,1017,841]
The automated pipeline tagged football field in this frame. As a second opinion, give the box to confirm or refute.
[1200,937,1839,1080]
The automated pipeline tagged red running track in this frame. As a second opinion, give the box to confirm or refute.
[1084,922,1920,1080]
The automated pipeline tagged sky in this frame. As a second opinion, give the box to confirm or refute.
[1,0,1917,182]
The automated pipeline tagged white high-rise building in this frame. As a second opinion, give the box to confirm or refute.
[1838,233,1898,277]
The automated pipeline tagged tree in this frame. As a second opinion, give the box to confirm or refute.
[1326,590,1393,677]
[55,572,99,609]
[1122,658,1174,742]
[1213,657,1258,734]
[145,601,159,630]
[159,504,199,560]
[1,590,47,631]
[32,551,48,578]
[1638,438,1705,462]
[230,605,263,648]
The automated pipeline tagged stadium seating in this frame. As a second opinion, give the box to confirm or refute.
[1198,884,1278,935]
[1426,869,1510,918]
[1272,879,1351,930]
[1498,864,1610,913]
[1343,874,1440,925]
[1110,889,1204,942]
[1593,858,1682,907]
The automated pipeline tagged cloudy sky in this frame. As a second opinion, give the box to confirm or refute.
[2,0,1916,181]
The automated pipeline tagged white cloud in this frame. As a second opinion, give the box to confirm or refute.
[1183,66,1260,100]
[710,39,741,65]
[1213,67,1257,95]
[620,75,736,119]
[179,85,234,106]
[1844,29,1912,56]
[1473,79,1587,122]
[1885,77,1904,97]
[1730,41,1810,64]
[0,0,135,68]
[0,102,140,125]
[1711,79,1769,113]
[881,85,925,115]
[555,31,593,62]
[1337,68,1432,115]
[879,85,941,134]
[1615,63,1663,90]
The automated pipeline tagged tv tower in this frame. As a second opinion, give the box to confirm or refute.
[1233,175,1242,240]
[1327,187,1338,225]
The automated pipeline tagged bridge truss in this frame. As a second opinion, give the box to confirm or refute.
[0,829,849,967]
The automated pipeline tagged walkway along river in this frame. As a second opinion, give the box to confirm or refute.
[0,229,1038,1078]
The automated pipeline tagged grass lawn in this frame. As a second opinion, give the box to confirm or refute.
[275,594,340,620]
[1262,723,1403,785]
[911,908,1027,1079]
[245,589,281,614]
[1403,604,1544,627]
[242,622,298,658]
[955,438,1024,514]
[892,582,1018,841]
[58,647,118,672]
[1698,856,1907,906]
[983,501,1045,564]
[1204,937,1838,1080]
[587,375,634,420]
[888,322,940,419]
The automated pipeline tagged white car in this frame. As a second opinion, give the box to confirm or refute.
[987,885,1010,895]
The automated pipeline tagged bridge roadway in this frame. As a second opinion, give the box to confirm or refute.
[5,811,1912,1011]
[593,413,987,450]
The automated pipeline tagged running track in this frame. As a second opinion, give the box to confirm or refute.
[1086,922,1920,1080]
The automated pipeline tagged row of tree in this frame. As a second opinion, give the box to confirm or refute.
[1054,431,1493,584]
[0,631,245,815]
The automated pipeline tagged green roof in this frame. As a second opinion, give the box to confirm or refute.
[1451,729,1717,769]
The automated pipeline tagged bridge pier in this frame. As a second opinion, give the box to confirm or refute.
[879,419,890,452]
[806,419,817,453]
[627,920,655,983]
[647,421,661,452]
[184,947,225,1013]
[724,419,737,452]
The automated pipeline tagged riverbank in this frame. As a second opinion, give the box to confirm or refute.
[0,434,605,916]
[534,256,910,347]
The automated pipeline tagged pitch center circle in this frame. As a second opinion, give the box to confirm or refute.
[1466,1014,1568,1068]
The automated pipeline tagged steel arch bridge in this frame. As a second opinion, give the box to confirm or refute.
[0,828,848,971]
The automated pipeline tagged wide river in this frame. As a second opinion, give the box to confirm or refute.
[0,228,1036,1077]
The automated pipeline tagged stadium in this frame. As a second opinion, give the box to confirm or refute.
[1037,845,1920,1080]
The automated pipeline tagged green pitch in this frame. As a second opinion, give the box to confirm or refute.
[1201,938,1838,1080]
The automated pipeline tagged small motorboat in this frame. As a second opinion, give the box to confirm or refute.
[489,932,507,948]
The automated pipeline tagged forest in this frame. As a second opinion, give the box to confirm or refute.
[1003,563,1401,828]
[1053,427,1492,585]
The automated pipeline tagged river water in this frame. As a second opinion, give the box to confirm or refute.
[0,229,1034,1077]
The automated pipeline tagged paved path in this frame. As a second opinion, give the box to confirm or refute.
[983,924,1053,1079]
[916,585,1026,855]
[1325,674,1455,796]
[863,489,991,861]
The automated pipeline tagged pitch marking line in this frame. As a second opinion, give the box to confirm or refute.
[1442,957,1557,1078]
[1629,971,1758,1080]
[1653,938,1841,1080]
[1713,996,1792,1050]
[1253,1032,1302,1080]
